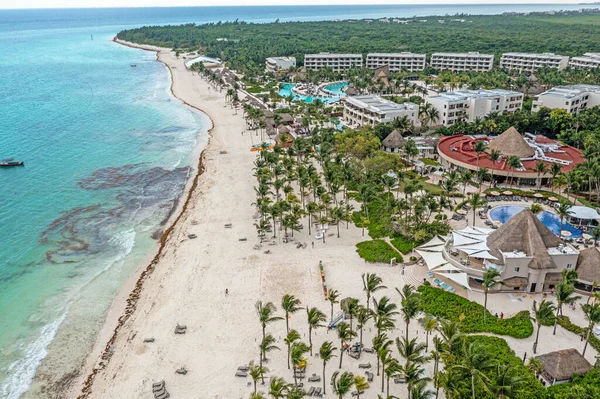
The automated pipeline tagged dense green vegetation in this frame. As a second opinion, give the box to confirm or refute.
[418,285,534,338]
[557,315,600,353]
[355,239,402,263]
[117,11,600,78]
[547,370,600,399]
[390,236,420,255]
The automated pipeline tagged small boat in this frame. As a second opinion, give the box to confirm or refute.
[130,64,137,67]
[0,158,24,167]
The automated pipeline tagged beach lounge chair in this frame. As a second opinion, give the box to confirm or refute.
[144,338,155,343]
[155,391,170,399]
[394,376,407,384]
[363,347,374,354]
[238,237,247,241]
[238,365,249,372]
[153,385,165,394]
[187,233,197,239]
[175,324,187,334]
[235,371,248,377]
[307,387,316,396]
[308,374,321,382]
[152,381,165,389]
[358,363,371,369]
[224,223,232,228]
[314,387,322,396]
[176,367,187,375]
[366,371,374,382]
[351,390,364,397]
[427,271,434,278]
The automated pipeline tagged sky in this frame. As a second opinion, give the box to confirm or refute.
[0,0,592,10]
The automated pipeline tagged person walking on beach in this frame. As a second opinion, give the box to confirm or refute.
[311,242,314,248]
[225,288,229,296]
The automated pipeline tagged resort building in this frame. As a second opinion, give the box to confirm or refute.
[304,53,363,71]
[575,247,600,293]
[366,52,426,72]
[265,57,296,73]
[381,131,439,158]
[535,349,593,386]
[430,52,494,72]
[417,209,582,293]
[569,52,600,69]
[343,95,420,127]
[500,52,570,71]
[437,127,585,185]
[532,84,600,114]
[426,89,523,126]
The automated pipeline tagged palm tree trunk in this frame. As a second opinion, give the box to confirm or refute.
[381,364,385,393]
[322,362,327,395]
[308,213,312,235]
[484,291,488,324]
[534,325,541,353]
[286,314,290,334]
[471,375,476,399]
[386,375,391,397]
[309,327,313,356]
[406,321,410,341]
[583,325,592,356]
[287,344,291,369]
[339,347,344,369]
[553,306,560,335]
[293,365,298,386]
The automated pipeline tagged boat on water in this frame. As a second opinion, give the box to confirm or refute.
[130,64,137,67]
[0,158,24,167]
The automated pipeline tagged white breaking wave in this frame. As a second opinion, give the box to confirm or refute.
[0,229,136,399]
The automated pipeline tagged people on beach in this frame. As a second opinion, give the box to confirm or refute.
[225,288,229,296]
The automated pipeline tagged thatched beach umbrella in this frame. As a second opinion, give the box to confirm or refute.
[503,190,513,196]
[534,193,544,198]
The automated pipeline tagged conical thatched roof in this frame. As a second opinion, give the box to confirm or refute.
[536,349,592,382]
[487,209,561,269]
[576,247,600,283]
[382,131,405,149]
[345,85,358,96]
[488,127,535,158]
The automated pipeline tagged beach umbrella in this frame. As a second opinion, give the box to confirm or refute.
[534,193,544,198]
[582,233,592,240]
[456,209,467,215]
[492,220,503,227]
[561,230,572,237]
[549,197,559,202]
[490,191,500,196]
[503,190,513,195]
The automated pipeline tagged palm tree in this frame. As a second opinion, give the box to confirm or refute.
[256,301,283,343]
[489,149,502,184]
[377,345,393,393]
[450,341,494,399]
[507,155,522,188]
[362,273,387,312]
[473,140,487,180]
[493,364,525,399]
[346,298,360,331]
[410,381,435,399]
[383,358,400,397]
[269,376,290,399]
[556,200,572,235]
[373,333,392,377]
[290,342,309,386]
[328,289,340,320]
[372,296,399,336]
[282,295,302,334]
[552,282,581,334]
[331,371,355,399]
[284,329,300,370]
[459,170,473,198]
[482,269,502,324]
[467,193,487,227]
[353,375,370,399]
[306,201,319,235]
[581,302,600,356]
[259,333,279,365]
[250,392,267,399]
[307,307,327,355]
[531,299,556,354]
[356,306,373,351]
[337,322,357,369]
[319,341,337,395]
[550,163,562,193]
[397,285,422,341]
[534,160,548,190]
[249,360,269,393]
[437,320,462,354]
[423,316,439,352]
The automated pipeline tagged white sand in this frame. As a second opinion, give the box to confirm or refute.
[71,42,597,399]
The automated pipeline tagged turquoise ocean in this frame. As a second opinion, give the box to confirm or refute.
[0,4,590,398]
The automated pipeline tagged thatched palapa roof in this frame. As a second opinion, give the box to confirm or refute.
[382,131,405,149]
[536,349,592,382]
[576,247,600,283]
[488,127,535,158]
[279,113,294,124]
[544,272,563,285]
[502,276,528,287]
[486,209,561,270]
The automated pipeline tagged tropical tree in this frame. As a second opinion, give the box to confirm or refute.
[353,375,370,399]
[489,149,502,184]
[256,301,283,342]
[423,316,439,352]
[362,273,387,312]
[450,341,494,399]
[284,329,301,370]
[337,322,357,369]
[473,140,487,180]
[552,283,581,334]
[397,285,422,341]
[259,333,279,365]
[467,193,487,227]
[437,319,462,354]
[556,200,572,235]
[507,155,522,188]
[482,269,502,324]
[331,371,355,399]
[249,360,269,393]
[290,342,309,386]
[493,364,525,399]
[306,306,327,355]
[372,296,399,337]
[269,376,290,399]
[534,160,548,190]
[550,162,562,193]
[319,341,337,395]
[282,294,302,334]
[328,289,340,320]
[356,305,373,351]
[581,302,600,356]
[373,333,393,378]
[531,299,556,354]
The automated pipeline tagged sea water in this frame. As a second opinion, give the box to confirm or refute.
[0,4,590,398]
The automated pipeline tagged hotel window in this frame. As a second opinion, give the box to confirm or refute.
[567,264,573,269]
[514,267,520,272]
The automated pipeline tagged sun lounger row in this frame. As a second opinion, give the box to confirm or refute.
[433,278,455,293]
[307,386,322,396]
[152,381,170,399]
[174,324,187,334]
[487,195,524,202]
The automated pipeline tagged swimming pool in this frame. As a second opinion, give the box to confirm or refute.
[489,206,583,238]
[278,82,348,104]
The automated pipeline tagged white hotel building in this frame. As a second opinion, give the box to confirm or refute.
[366,52,426,72]
[304,53,363,71]
[265,57,296,73]
[430,52,494,72]
[343,95,420,127]
[532,84,600,114]
[500,52,570,71]
[569,53,600,69]
[426,89,523,126]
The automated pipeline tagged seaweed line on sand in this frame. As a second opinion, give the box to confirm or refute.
[76,39,215,398]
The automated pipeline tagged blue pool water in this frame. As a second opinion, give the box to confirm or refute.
[278,82,348,104]
[489,206,583,238]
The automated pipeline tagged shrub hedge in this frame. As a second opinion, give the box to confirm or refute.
[557,315,600,352]
[390,235,420,254]
[547,369,600,399]
[418,286,534,338]
[356,240,403,263]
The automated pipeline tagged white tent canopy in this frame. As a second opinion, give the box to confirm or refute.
[418,236,446,248]
[416,250,447,270]
[452,232,481,247]
[436,271,471,289]
[418,244,446,252]
[434,263,461,272]
[568,206,600,220]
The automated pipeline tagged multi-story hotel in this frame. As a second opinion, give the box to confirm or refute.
[265,57,296,73]
[500,52,570,71]
[304,53,363,71]
[430,52,494,72]
[426,89,523,126]
[343,95,420,127]
[569,52,600,69]
[532,84,600,114]
[366,52,426,72]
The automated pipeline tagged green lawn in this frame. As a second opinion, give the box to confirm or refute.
[419,157,441,167]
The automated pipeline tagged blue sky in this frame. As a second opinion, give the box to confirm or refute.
[0,0,591,10]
